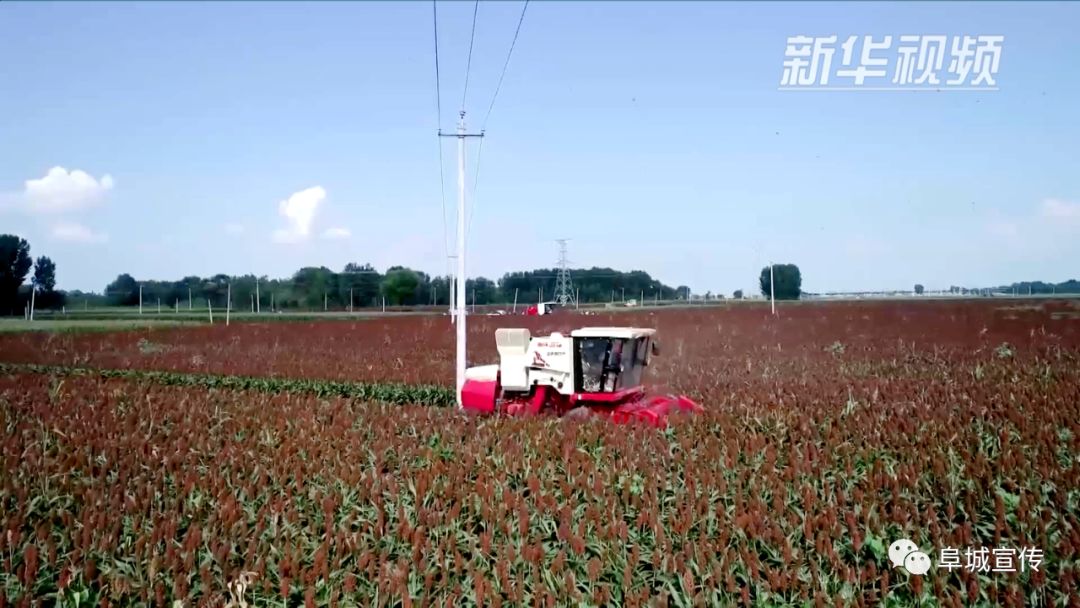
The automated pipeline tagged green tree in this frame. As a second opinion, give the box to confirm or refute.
[733,289,743,299]
[0,234,33,315]
[85,264,686,311]
[914,284,925,295]
[291,267,336,309]
[411,270,432,305]
[466,277,498,306]
[32,256,56,292]
[178,276,202,308]
[208,274,234,308]
[32,256,65,309]
[65,290,106,308]
[430,275,452,307]
[381,269,420,305]
[497,267,676,305]
[105,273,140,306]
[759,264,802,300]
[339,263,381,308]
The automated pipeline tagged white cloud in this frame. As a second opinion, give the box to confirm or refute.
[322,227,351,240]
[982,198,1080,260]
[51,222,108,244]
[225,223,245,235]
[273,186,325,244]
[24,167,114,214]
[988,197,1079,239]
[1041,198,1080,221]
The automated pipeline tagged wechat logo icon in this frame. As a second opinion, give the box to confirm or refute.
[889,538,931,576]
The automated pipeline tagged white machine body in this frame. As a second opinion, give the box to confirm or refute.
[491,327,656,396]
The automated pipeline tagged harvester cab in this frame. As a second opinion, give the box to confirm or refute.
[461,327,702,427]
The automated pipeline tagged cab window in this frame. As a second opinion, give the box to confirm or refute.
[579,337,609,392]
[620,338,644,387]
[577,337,644,393]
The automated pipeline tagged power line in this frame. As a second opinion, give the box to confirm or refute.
[482,0,530,130]
[460,0,480,112]
[432,0,443,126]
[437,140,451,259]
[467,0,530,242]
[432,0,450,259]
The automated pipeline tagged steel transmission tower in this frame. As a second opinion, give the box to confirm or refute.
[554,239,576,307]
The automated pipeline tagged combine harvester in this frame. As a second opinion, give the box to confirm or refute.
[441,111,698,427]
[522,301,558,316]
[460,327,702,427]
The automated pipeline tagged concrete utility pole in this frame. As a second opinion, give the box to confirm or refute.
[449,264,456,323]
[256,279,260,314]
[226,283,231,326]
[188,287,192,310]
[139,284,143,315]
[770,263,776,316]
[441,111,483,408]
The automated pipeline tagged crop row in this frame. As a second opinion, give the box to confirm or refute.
[0,363,454,408]
[1,300,1077,394]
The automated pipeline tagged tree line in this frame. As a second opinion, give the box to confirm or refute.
[4,232,805,315]
[983,280,1080,295]
[4,232,688,313]
[96,264,687,311]
[0,234,63,315]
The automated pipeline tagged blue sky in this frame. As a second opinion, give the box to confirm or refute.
[1,1,1077,294]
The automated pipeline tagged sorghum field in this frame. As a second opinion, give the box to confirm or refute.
[1,300,1079,606]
